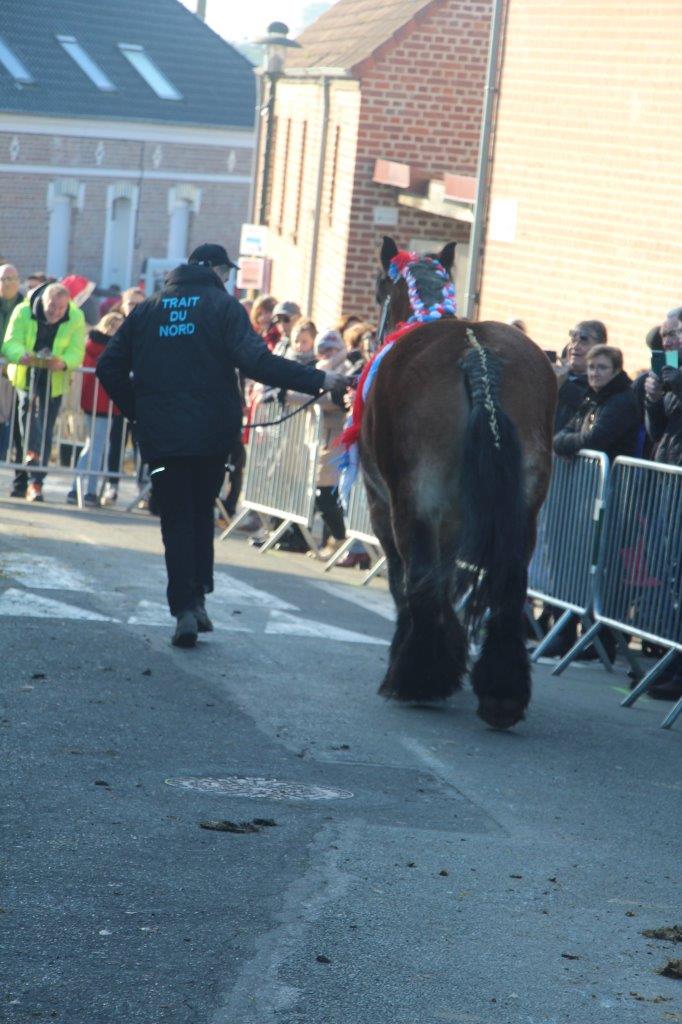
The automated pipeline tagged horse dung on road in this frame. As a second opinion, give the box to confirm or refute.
[357,237,556,729]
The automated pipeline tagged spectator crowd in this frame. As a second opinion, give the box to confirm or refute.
[0,254,681,695]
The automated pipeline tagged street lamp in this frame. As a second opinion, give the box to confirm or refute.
[252,23,301,224]
[254,21,301,73]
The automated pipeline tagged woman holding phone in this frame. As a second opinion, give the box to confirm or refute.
[644,307,682,465]
[639,308,682,701]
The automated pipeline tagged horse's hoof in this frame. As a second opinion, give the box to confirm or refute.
[377,676,395,698]
[476,697,526,730]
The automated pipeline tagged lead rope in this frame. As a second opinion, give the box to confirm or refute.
[243,393,319,431]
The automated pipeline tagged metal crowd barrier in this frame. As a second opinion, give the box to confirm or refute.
[570,457,682,729]
[0,361,141,507]
[528,450,615,671]
[323,478,386,583]
[220,400,322,553]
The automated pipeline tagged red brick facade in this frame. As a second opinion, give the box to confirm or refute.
[479,2,682,370]
[259,0,490,325]
[0,117,252,289]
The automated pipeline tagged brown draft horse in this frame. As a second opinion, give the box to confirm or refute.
[360,237,556,729]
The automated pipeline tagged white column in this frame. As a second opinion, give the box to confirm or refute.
[167,200,190,260]
[101,183,139,289]
[46,195,71,278]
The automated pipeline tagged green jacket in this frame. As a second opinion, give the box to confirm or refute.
[1,298,86,397]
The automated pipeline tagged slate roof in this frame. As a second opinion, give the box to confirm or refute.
[0,0,255,128]
[287,0,438,72]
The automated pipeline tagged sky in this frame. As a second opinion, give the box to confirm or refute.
[179,0,316,42]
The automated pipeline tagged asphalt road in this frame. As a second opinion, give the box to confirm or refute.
[0,490,680,1024]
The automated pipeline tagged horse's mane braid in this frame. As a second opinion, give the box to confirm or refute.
[408,259,448,310]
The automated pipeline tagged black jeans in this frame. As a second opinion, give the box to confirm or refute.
[223,441,246,517]
[18,380,62,486]
[150,456,226,616]
[105,416,125,487]
[316,485,346,542]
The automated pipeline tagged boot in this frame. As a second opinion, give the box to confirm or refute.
[172,610,198,648]
[648,674,682,701]
[194,600,213,633]
[318,536,345,559]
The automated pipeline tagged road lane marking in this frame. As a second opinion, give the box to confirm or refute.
[165,776,353,801]
[0,553,94,592]
[212,571,298,611]
[0,587,118,622]
[265,609,389,645]
[128,599,251,631]
[311,580,395,621]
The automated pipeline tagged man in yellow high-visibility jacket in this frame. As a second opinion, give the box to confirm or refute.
[2,281,85,501]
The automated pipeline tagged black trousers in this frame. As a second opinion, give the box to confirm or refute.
[223,440,246,517]
[150,456,226,616]
[316,485,346,541]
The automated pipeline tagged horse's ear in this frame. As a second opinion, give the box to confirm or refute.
[438,241,456,276]
[380,236,399,272]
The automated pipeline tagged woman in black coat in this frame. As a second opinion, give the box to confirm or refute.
[553,345,640,463]
[544,345,640,663]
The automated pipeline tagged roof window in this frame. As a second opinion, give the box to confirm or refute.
[118,44,182,100]
[0,36,34,84]
[57,35,116,91]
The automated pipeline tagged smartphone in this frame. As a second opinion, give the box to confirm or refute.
[666,350,679,369]
[651,350,666,376]
[544,350,557,364]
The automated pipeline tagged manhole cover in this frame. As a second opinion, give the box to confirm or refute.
[165,776,354,802]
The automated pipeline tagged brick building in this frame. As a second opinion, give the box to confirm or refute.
[252,0,491,325]
[477,2,682,369]
[0,0,254,289]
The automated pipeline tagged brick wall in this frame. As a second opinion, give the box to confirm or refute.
[258,0,490,325]
[265,78,362,325]
[343,0,491,318]
[479,1,682,370]
[0,126,252,287]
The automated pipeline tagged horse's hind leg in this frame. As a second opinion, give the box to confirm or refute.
[364,488,410,694]
[384,515,466,702]
[377,538,411,696]
[471,563,531,729]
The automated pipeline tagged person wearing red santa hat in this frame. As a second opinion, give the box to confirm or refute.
[60,275,96,308]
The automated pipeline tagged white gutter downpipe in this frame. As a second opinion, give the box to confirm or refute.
[305,75,331,316]
[463,0,506,320]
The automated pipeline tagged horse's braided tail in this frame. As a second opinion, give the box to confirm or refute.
[456,328,527,624]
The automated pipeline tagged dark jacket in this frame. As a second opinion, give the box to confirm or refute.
[0,291,23,344]
[553,370,640,464]
[645,367,682,466]
[554,370,588,432]
[96,264,326,462]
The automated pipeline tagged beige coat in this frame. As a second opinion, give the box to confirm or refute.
[285,349,346,487]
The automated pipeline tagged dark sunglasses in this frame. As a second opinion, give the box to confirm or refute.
[274,315,291,324]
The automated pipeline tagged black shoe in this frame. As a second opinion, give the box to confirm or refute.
[172,610,198,648]
[274,538,308,553]
[83,493,98,508]
[194,603,213,633]
[10,486,26,499]
[537,638,572,660]
[574,634,617,664]
[647,675,682,701]
[66,489,78,505]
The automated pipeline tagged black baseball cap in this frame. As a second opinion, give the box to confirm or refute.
[188,243,238,270]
